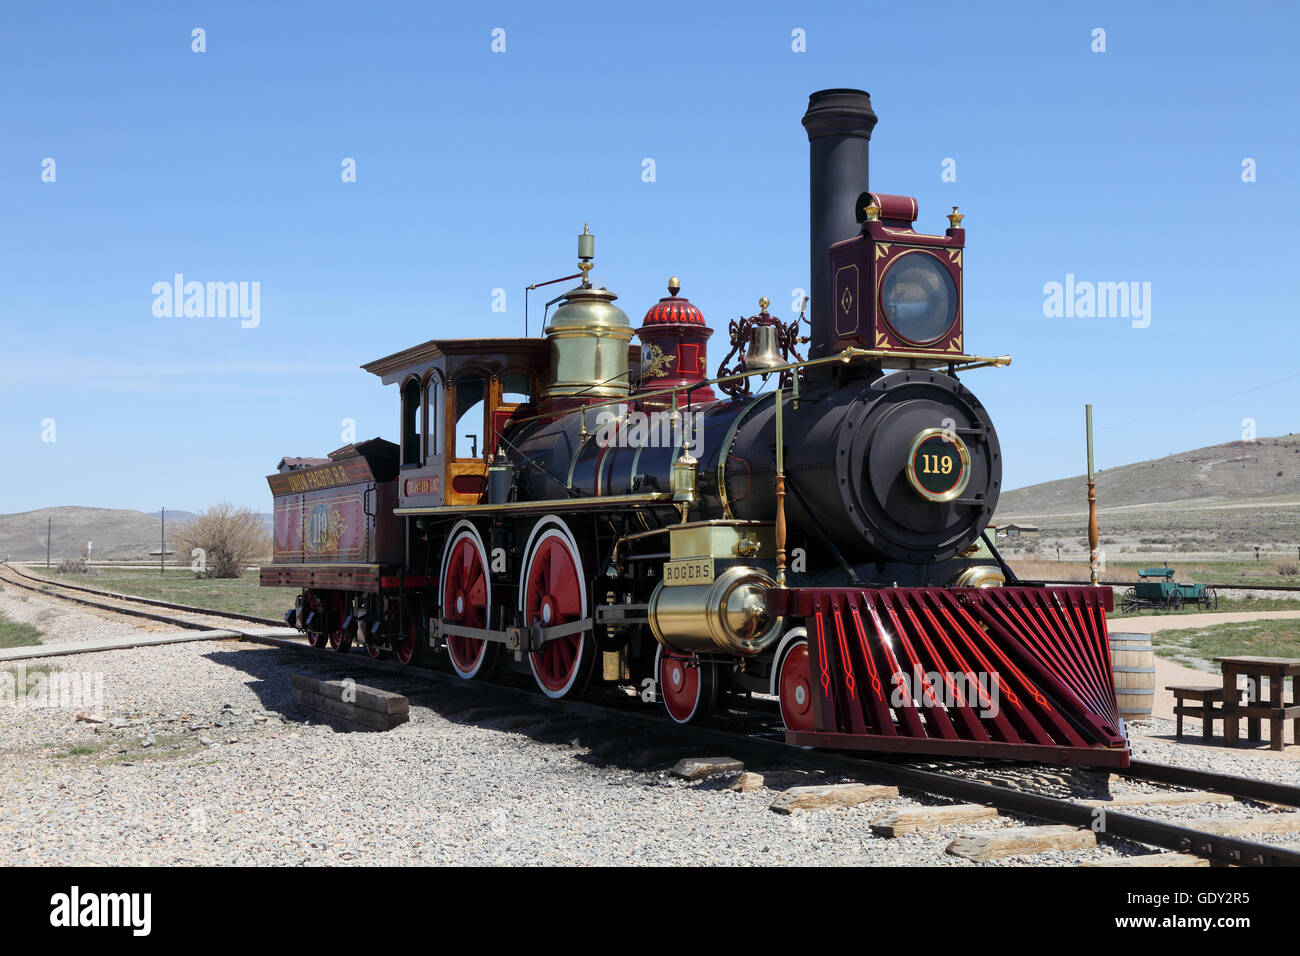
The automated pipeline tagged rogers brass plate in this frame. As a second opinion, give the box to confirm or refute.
[662,557,714,586]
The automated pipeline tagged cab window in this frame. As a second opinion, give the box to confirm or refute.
[401,378,422,466]
[502,371,532,405]
[453,374,486,459]
[425,374,443,460]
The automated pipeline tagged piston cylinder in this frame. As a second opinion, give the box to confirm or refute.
[647,566,784,656]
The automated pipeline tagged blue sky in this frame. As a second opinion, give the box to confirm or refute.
[2,1,1297,514]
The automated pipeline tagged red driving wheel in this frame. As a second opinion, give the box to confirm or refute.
[442,529,492,679]
[523,528,593,699]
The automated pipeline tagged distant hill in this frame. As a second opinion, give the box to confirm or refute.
[0,506,273,562]
[998,435,1300,517]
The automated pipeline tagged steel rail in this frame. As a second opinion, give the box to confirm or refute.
[1121,759,1300,808]
[0,562,283,629]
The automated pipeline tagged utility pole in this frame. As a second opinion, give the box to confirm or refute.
[1086,404,1099,586]
[161,507,165,575]
[47,516,51,568]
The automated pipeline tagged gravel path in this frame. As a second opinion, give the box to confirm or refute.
[4,589,1300,866]
[1114,609,1300,633]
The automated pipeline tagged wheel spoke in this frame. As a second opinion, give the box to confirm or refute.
[552,567,580,616]
[467,574,486,607]
[550,544,567,593]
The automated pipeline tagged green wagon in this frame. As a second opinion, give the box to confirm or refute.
[1120,567,1218,614]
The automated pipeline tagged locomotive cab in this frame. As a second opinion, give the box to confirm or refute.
[364,338,551,509]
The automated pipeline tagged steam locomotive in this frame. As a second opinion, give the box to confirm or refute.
[262,90,1128,767]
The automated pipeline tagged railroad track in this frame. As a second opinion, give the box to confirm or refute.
[1039,578,1300,593]
[7,562,1300,866]
[0,562,283,630]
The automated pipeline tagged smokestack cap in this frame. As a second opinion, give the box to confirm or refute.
[802,89,878,140]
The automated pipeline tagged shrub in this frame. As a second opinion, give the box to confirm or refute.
[56,557,89,574]
[1278,562,1299,577]
[169,503,270,579]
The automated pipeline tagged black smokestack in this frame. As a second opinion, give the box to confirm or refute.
[802,89,877,362]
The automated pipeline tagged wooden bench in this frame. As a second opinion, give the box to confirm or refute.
[1167,684,1239,741]
[1216,657,1300,751]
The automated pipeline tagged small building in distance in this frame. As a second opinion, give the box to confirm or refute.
[1000,523,1040,539]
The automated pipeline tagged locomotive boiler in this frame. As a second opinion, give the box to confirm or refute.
[262,89,1129,767]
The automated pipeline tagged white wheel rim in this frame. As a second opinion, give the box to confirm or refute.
[440,522,491,679]
[523,524,588,699]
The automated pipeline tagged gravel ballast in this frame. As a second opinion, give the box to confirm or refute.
[5,589,1300,866]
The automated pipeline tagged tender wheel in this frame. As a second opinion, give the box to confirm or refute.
[351,599,382,658]
[777,639,816,732]
[654,644,717,725]
[326,592,352,652]
[302,590,330,648]
[395,601,423,666]
[441,524,497,679]
[522,523,594,699]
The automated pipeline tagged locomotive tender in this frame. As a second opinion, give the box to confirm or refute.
[262,89,1129,767]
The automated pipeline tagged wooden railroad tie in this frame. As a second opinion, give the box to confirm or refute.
[670,757,744,781]
[1181,814,1300,837]
[871,804,999,837]
[1079,790,1234,808]
[769,783,899,814]
[291,673,409,732]
[1080,853,1209,868]
[946,825,1096,862]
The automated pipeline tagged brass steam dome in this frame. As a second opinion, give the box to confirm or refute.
[543,225,634,401]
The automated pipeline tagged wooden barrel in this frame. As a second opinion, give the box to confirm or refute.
[1109,632,1155,720]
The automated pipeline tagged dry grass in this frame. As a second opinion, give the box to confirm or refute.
[1007,556,1300,588]
[1008,559,1092,582]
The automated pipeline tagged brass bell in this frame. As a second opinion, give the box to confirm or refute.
[745,323,784,371]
